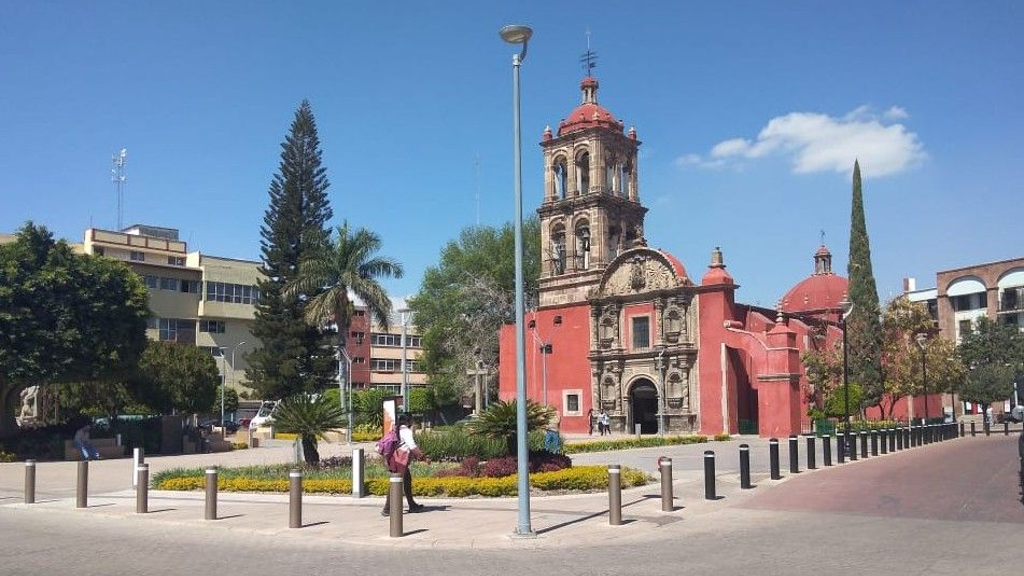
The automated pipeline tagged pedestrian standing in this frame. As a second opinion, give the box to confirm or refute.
[544,410,562,453]
[587,408,595,436]
[599,410,610,436]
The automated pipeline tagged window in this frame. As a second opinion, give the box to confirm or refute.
[353,357,366,364]
[563,389,583,416]
[405,335,422,348]
[567,394,580,413]
[200,346,224,357]
[354,310,365,317]
[199,320,226,333]
[130,251,145,262]
[167,256,185,266]
[632,316,650,350]
[371,358,400,371]
[952,293,987,311]
[372,333,401,347]
[180,280,200,294]
[144,275,159,289]
[206,281,260,304]
[158,318,178,342]
[958,319,973,338]
[159,277,180,291]
[146,316,158,329]
[351,331,365,344]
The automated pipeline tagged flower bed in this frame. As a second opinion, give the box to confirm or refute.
[563,435,708,454]
[154,464,650,497]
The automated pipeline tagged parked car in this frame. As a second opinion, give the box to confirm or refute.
[199,419,240,434]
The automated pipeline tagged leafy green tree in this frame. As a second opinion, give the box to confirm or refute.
[273,394,345,463]
[825,383,863,420]
[248,100,336,400]
[958,316,1024,374]
[465,399,553,456]
[285,221,403,348]
[212,385,239,416]
[409,220,540,411]
[960,362,1014,410]
[846,161,884,408]
[801,339,843,417]
[0,223,148,435]
[130,341,220,414]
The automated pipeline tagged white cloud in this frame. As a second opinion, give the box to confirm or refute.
[677,105,926,178]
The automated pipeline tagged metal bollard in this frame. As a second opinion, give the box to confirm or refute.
[788,436,799,474]
[769,438,781,479]
[704,451,717,500]
[960,422,965,437]
[870,430,878,456]
[879,429,887,454]
[806,435,816,469]
[389,473,404,536]
[132,448,144,488]
[849,432,859,461]
[739,444,752,488]
[76,460,88,508]
[608,465,622,525]
[971,421,976,437]
[205,468,218,520]
[289,468,302,529]
[905,427,911,448]
[659,457,674,510]
[897,427,904,451]
[837,433,846,463]
[1005,421,1010,436]
[860,431,869,457]
[136,463,149,514]
[822,435,832,466]
[889,428,896,452]
[352,448,366,498]
[24,460,36,504]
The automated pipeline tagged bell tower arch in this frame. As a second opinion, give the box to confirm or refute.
[538,76,648,308]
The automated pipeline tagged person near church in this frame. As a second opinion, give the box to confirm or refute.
[599,410,610,436]
[73,423,101,460]
[382,413,429,516]
[544,410,561,453]
[587,408,595,435]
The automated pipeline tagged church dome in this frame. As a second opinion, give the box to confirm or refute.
[781,245,848,315]
[558,77,623,136]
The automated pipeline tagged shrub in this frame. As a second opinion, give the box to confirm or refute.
[563,435,708,454]
[713,433,732,441]
[465,399,554,455]
[0,451,16,463]
[274,394,345,464]
[230,442,248,450]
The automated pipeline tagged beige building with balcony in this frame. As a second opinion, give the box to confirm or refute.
[367,312,426,395]
[81,225,260,393]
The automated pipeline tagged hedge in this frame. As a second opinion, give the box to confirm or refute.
[563,435,708,454]
[154,465,650,497]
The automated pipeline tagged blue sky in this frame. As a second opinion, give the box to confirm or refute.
[2,1,1021,307]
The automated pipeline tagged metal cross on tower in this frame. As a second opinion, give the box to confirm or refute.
[580,28,598,76]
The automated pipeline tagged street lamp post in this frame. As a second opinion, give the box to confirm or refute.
[500,22,534,538]
[916,333,929,424]
[225,341,247,427]
[839,298,854,456]
[399,308,411,413]
[529,315,561,406]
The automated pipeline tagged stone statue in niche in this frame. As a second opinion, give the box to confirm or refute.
[629,255,647,290]
[599,314,617,348]
[664,308,682,343]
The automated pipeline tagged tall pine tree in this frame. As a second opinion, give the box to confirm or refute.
[247,100,336,399]
[846,160,884,410]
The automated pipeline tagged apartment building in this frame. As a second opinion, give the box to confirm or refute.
[81,225,260,392]
[365,310,426,395]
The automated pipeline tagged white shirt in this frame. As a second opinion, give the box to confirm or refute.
[398,425,417,450]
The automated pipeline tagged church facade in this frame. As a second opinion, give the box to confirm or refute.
[498,75,855,438]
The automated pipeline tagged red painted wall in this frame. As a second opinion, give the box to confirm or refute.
[499,304,593,433]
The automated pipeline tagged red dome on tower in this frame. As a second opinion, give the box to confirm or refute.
[781,245,848,317]
[558,77,623,136]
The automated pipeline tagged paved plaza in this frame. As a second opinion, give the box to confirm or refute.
[0,432,1021,575]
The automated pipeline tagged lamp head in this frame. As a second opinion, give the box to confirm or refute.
[499,24,533,44]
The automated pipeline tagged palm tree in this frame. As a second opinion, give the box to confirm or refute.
[285,220,404,347]
[466,399,554,456]
[273,394,345,464]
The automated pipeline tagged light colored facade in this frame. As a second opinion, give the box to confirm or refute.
[366,311,426,394]
[81,225,260,392]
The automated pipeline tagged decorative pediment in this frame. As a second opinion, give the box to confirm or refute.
[597,248,684,297]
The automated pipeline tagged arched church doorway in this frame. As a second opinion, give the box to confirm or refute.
[630,379,659,434]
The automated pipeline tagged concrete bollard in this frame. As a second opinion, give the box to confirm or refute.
[76,460,88,509]
[870,430,878,456]
[205,468,218,520]
[352,448,366,498]
[389,473,404,537]
[132,448,144,488]
[608,465,622,525]
[704,451,717,500]
[634,424,642,440]
[806,435,816,470]
[289,468,302,529]
[788,436,800,474]
[860,431,869,458]
[659,457,674,511]
[822,435,832,467]
[739,444,752,489]
[24,459,36,504]
[136,463,149,514]
[837,433,846,464]
[769,438,781,479]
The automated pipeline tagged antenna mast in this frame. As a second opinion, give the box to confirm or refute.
[112,148,128,230]
[580,28,598,76]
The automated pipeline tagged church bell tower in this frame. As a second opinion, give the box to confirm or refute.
[537,75,648,308]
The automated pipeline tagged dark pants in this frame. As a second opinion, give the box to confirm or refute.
[382,468,417,511]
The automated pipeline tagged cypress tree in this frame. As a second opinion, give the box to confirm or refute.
[247,100,336,399]
[846,160,884,410]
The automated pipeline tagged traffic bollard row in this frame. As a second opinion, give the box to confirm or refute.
[823,435,832,467]
[889,428,897,452]
[897,427,904,450]
[860,432,868,458]
[659,457,674,511]
[870,430,878,456]
[849,432,858,461]
[769,438,781,479]
[806,435,816,470]
[608,465,622,525]
[837,433,846,464]
[205,468,218,520]
[739,444,752,489]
